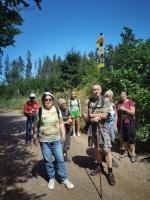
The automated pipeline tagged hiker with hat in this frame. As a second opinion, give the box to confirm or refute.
[68,91,81,137]
[33,92,74,190]
[58,98,72,162]
[23,93,40,144]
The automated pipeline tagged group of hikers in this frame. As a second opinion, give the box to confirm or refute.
[23,84,137,190]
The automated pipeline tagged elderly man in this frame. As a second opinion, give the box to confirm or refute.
[82,84,116,186]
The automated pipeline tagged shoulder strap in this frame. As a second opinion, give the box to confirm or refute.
[38,107,42,130]
[54,106,60,118]
[87,99,91,114]
[38,107,42,121]
[77,98,79,107]
[101,96,105,108]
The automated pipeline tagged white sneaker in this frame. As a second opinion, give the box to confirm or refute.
[48,178,55,190]
[61,179,74,189]
[77,132,80,137]
[72,133,76,138]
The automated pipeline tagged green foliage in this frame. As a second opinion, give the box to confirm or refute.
[136,124,150,142]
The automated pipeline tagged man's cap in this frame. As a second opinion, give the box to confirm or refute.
[29,93,36,98]
[58,98,66,106]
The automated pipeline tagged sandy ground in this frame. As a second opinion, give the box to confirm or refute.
[0,110,150,200]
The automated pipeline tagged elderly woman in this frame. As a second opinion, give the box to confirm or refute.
[33,92,74,190]
[104,90,119,168]
[58,98,72,162]
[68,91,81,137]
[116,90,137,163]
[104,90,117,143]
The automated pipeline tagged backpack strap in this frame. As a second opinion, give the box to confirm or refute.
[38,107,42,130]
[77,98,79,107]
[54,106,60,118]
[38,107,42,121]
[101,96,105,108]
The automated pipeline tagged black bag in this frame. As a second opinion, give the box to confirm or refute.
[122,115,138,135]
[130,116,138,135]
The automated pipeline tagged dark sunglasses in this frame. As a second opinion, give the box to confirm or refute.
[44,98,53,102]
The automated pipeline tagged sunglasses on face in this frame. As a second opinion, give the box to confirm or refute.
[44,98,53,102]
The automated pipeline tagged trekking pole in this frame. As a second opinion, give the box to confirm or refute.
[96,124,102,199]
[119,110,123,161]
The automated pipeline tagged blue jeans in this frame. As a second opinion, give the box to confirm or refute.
[40,139,67,182]
[26,116,35,142]
[108,122,115,142]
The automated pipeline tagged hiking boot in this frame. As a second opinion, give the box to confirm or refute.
[64,156,71,163]
[130,155,137,163]
[72,133,76,138]
[61,179,74,189]
[108,173,116,186]
[121,151,128,158]
[48,178,55,190]
[112,158,119,168]
[90,167,104,176]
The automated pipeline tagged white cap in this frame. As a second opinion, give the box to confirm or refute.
[44,92,54,99]
[29,93,36,98]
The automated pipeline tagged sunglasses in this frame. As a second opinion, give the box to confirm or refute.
[44,98,53,102]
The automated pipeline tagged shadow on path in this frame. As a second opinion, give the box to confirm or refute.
[0,111,47,200]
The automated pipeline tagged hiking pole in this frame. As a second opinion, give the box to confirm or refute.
[96,124,102,199]
[119,110,123,161]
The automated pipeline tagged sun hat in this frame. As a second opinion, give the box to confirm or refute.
[29,93,36,98]
[44,92,54,99]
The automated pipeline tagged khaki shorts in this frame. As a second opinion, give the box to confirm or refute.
[90,126,111,152]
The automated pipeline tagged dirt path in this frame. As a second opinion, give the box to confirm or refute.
[0,110,150,200]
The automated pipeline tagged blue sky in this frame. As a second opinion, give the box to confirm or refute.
[2,0,150,65]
